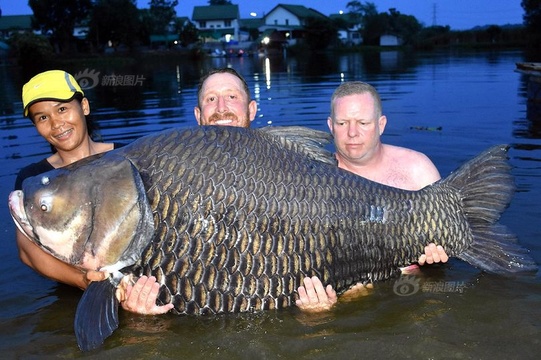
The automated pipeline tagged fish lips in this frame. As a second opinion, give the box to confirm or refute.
[8,190,36,240]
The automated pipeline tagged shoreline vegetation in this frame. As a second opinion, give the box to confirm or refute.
[4,24,540,78]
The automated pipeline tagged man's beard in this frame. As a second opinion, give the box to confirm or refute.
[208,111,238,123]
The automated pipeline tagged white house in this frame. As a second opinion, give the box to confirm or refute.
[192,4,241,45]
[259,4,327,46]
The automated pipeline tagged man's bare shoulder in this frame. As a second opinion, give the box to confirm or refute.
[382,144,441,187]
[382,144,430,162]
[382,144,424,161]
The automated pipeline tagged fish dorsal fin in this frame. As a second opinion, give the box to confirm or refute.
[257,126,337,165]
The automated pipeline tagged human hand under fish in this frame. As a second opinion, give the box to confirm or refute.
[296,276,338,312]
[84,270,173,315]
[418,243,449,265]
[117,276,174,315]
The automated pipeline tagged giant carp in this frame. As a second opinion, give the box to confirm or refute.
[8,126,537,351]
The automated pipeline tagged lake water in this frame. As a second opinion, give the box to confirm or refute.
[0,49,540,359]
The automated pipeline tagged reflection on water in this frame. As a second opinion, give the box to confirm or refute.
[0,50,540,358]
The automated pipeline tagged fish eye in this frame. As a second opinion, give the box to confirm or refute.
[41,176,50,185]
[39,196,53,212]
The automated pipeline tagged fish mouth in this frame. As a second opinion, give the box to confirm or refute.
[8,190,35,240]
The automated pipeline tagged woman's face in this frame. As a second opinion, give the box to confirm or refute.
[28,98,90,152]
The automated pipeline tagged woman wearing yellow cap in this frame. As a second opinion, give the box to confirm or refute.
[15,70,113,187]
[14,70,172,315]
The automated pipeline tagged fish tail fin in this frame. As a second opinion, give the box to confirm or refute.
[441,145,537,274]
[74,275,120,351]
[456,224,536,274]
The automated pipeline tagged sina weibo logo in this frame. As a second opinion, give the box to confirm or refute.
[73,69,101,90]
[392,275,421,296]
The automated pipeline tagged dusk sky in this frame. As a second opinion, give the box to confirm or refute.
[0,1,524,30]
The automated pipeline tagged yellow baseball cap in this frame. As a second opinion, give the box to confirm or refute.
[22,70,84,116]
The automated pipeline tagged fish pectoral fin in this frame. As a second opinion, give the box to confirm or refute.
[74,278,119,351]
